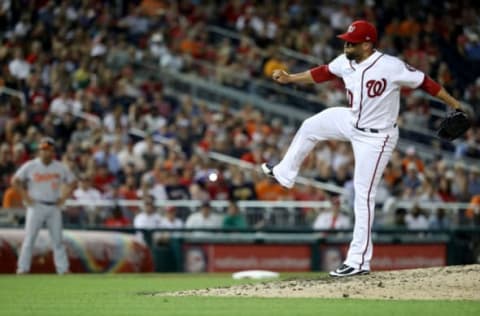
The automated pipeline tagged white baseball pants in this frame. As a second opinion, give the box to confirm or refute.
[273,107,398,271]
[17,203,69,274]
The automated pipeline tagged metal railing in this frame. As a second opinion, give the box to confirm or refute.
[206,25,322,65]
[138,61,314,125]
[206,151,345,194]
[0,199,333,229]
[1,199,476,229]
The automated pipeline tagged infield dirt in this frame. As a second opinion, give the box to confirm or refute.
[170,264,480,300]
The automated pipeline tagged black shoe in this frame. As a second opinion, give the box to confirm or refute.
[329,264,370,277]
[261,163,274,177]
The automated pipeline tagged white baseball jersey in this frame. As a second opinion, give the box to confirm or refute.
[14,158,76,202]
[328,50,425,129]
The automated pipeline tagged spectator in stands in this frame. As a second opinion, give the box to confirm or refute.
[72,174,103,225]
[228,169,257,201]
[134,134,165,170]
[466,194,480,225]
[222,199,248,229]
[437,174,456,202]
[50,88,77,117]
[185,200,223,229]
[468,166,480,197]
[312,197,351,231]
[70,118,92,146]
[23,126,40,155]
[159,206,184,229]
[451,162,470,202]
[118,175,139,200]
[155,206,184,243]
[0,0,479,234]
[255,177,293,201]
[118,139,145,171]
[93,141,122,176]
[401,162,422,198]
[8,48,30,80]
[383,161,403,196]
[294,183,330,222]
[454,128,480,159]
[429,208,451,230]
[133,195,163,242]
[2,185,23,208]
[417,179,442,203]
[390,208,408,228]
[165,169,191,200]
[92,163,115,194]
[405,204,429,230]
[103,205,131,228]
[118,174,140,217]
[401,94,430,130]
[138,172,168,201]
[0,144,15,197]
[401,146,424,174]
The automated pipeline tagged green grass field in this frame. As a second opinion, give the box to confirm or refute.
[0,273,479,316]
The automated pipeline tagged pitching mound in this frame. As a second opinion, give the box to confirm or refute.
[171,265,480,300]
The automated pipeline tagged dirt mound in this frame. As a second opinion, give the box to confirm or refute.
[172,265,480,300]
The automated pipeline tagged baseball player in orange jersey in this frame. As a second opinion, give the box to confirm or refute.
[262,20,464,277]
[13,137,76,274]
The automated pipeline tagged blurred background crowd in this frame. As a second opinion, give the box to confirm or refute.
[1,0,480,232]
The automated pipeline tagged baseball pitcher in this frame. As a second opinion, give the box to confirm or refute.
[13,137,76,274]
[262,20,467,277]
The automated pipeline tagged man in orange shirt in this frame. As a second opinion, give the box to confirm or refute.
[2,185,23,208]
[255,178,293,201]
[466,194,480,224]
[401,146,424,173]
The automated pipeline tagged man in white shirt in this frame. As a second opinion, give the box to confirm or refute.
[156,206,184,243]
[50,90,80,116]
[133,195,162,242]
[405,204,429,230]
[72,174,102,224]
[185,201,223,229]
[117,139,145,171]
[134,195,163,228]
[313,197,351,231]
[160,206,184,229]
[8,48,30,80]
[133,134,164,159]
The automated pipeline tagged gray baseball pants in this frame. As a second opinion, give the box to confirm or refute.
[17,203,69,274]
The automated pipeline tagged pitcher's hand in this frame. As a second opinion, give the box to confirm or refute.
[272,69,290,84]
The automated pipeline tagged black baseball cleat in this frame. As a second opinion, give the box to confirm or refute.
[329,264,370,277]
[261,163,275,177]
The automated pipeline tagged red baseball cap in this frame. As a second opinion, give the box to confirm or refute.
[337,20,378,43]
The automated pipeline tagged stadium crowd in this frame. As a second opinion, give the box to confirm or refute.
[1,0,480,230]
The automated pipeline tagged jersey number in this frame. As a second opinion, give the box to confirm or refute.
[366,79,386,98]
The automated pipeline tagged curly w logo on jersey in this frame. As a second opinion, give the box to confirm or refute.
[366,79,387,97]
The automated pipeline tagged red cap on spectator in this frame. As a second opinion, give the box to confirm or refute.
[337,20,378,43]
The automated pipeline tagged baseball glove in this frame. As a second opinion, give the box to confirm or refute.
[437,110,471,141]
